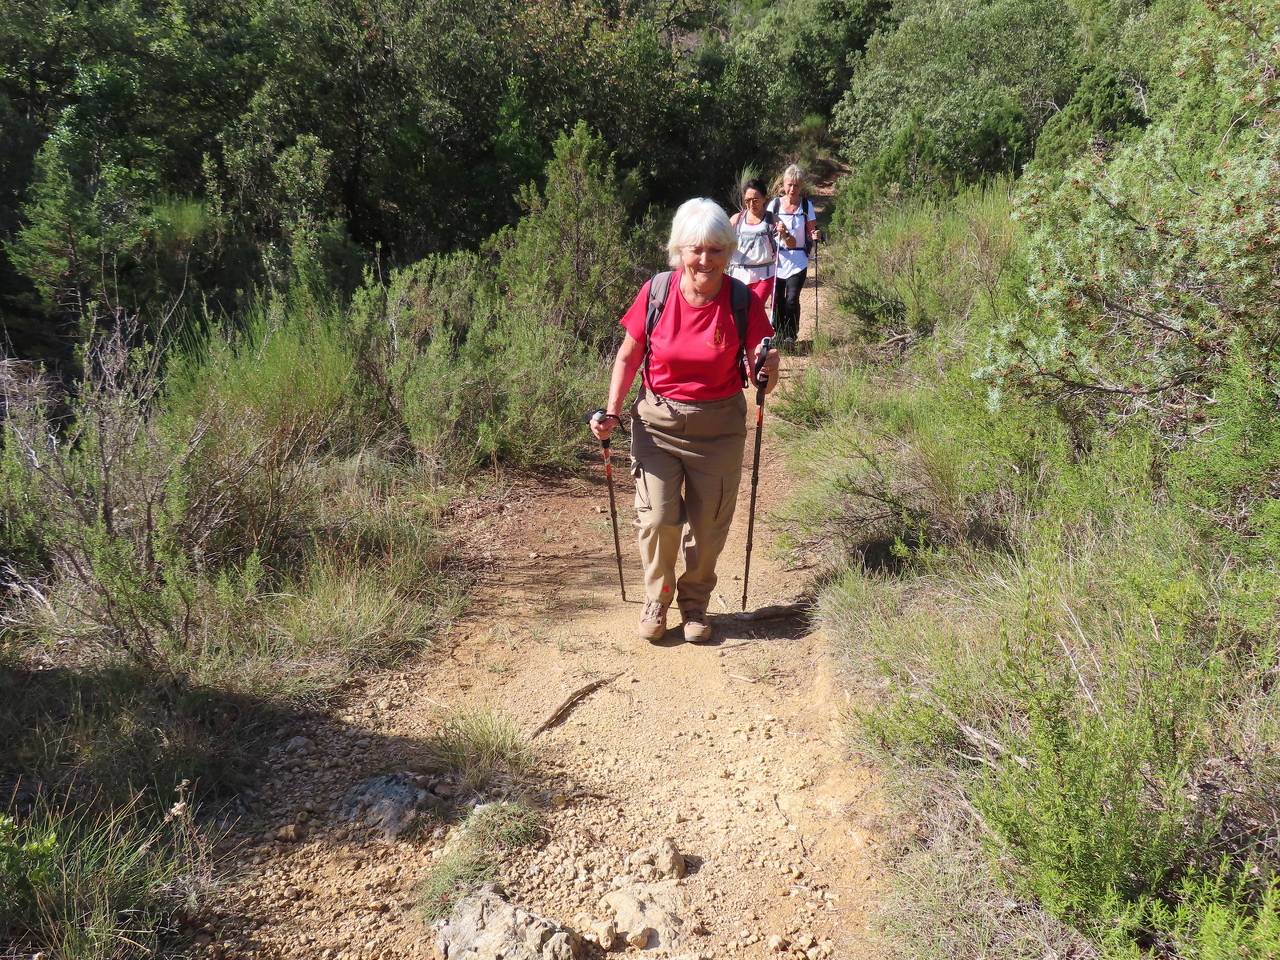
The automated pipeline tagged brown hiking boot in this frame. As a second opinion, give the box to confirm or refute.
[682,608,713,644]
[638,600,669,641]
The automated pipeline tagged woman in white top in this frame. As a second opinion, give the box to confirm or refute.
[728,177,785,319]
[767,164,821,344]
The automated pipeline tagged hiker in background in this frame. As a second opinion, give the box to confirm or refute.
[767,164,821,345]
[589,198,779,645]
[729,177,782,315]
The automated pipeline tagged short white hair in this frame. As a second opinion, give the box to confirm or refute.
[782,164,805,186]
[666,198,735,268]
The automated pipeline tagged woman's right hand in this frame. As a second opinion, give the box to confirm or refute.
[590,412,619,441]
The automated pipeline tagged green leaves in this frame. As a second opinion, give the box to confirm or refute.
[832,0,1079,200]
[984,0,1280,441]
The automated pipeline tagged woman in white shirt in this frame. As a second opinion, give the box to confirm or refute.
[767,164,821,344]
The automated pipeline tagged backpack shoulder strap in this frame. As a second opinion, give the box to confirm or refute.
[641,271,674,394]
[646,271,672,338]
[729,276,751,387]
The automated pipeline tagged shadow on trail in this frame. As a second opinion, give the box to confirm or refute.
[703,600,815,647]
[0,657,581,953]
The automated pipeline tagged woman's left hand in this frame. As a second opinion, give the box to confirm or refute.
[754,342,781,394]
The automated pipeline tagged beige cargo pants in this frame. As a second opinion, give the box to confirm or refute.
[630,390,748,612]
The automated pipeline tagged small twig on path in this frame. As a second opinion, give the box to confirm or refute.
[717,638,768,652]
[772,792,813,864]
[727,674,758,684]
[530,672,623,739]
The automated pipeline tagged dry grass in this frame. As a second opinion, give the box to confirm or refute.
[422,707,534,793]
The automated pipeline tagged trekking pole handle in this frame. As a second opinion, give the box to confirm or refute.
[586,408,622,447]
[753,336,774,388]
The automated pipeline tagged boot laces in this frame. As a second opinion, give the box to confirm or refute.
[642,600,666,622]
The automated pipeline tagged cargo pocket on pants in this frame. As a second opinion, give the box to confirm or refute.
[716,470,744,523]
[632,462,651,515]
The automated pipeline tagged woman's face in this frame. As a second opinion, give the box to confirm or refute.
[743,189,765,213]
[783,178,801,201]
[681,240,730,280]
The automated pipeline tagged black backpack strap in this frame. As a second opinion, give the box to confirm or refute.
[729,276,751,387]
[641,271,674,395]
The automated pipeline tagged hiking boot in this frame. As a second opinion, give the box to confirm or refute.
[682,608,713,644]
[638,600,669,641]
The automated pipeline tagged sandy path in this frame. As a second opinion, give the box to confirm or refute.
[209,193,884,960]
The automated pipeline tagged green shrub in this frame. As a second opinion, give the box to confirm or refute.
[1101,868,1280,959]
[417,848,495,923]
[981,1,1280,442]
[977,622,1216,924]
[416,800,546,923]
[0,814,58,927]
[1030,67,1146,170]
[493,121,645,350]
[830,181,1019,341]
[832,0,1079,201]
[347,123,630,478]
[164,296,364,570]
[1168,349,1280,566]
[462,801,547,850]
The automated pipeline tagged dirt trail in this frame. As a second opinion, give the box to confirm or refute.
[212,193,885,959]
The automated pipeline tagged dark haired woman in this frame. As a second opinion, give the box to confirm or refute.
[728,178,784,315]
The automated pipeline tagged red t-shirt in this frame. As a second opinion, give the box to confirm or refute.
[620,274,775,402]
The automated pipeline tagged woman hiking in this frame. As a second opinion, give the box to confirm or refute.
[728,177,784,313]
[767,164,821,345]
[590,198,779,644]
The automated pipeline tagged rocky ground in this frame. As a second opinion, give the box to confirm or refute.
[207,201,886,960]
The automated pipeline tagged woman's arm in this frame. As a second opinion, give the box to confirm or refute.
[591,333,644,440]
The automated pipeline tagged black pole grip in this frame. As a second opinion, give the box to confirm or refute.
[752,336,774,387]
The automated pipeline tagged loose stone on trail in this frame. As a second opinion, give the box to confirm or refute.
[437,885,583,959]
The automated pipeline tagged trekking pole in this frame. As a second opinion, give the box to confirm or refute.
[742,336,774,611]
[812,239,819,346]
[587,410,627,601]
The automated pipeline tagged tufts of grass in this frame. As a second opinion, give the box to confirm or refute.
[0,790,211,959]
[416,847,496,923]
[422,708,533,793]
[462,801,547,850]
[416,800,546,924]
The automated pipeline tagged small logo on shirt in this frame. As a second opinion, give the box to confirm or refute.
[708,325,725,348]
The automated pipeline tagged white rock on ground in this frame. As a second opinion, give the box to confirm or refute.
[600,881,685,951]
[653,838,686,879]
[437,885,583,960]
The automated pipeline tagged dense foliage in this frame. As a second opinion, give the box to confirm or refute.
[786,0,1280,958]
[4,0,1277,954]
[0,0,777,365]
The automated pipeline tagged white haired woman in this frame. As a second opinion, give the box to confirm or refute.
[590,198,779,643]
[767,164,821,344]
